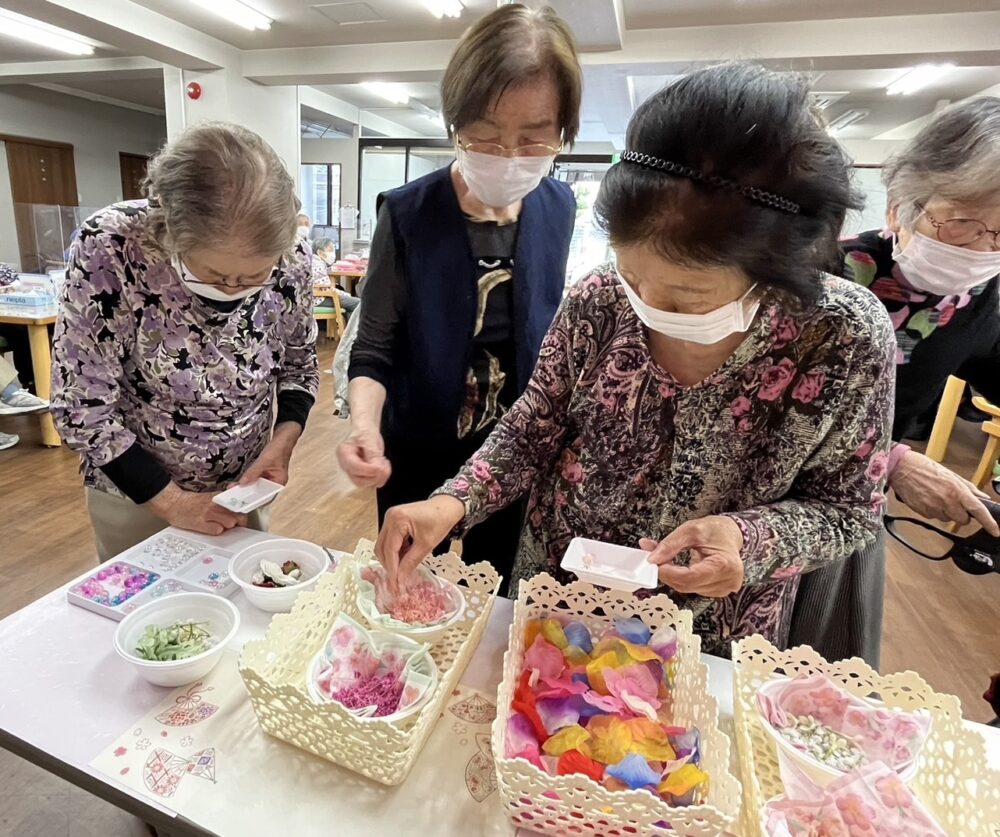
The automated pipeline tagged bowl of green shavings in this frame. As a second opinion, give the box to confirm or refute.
[113,593,240,687]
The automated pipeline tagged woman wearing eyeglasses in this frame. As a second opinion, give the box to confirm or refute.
[51,122,318,559]
[375,63,897,658]
[338,4,581,586]
[790,97,1000,666]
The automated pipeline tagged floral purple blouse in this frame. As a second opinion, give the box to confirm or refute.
[438,266,897,656]
[51,202,318,499]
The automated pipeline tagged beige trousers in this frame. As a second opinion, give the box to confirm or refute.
[0,354,18,391]
[86,487,271,562]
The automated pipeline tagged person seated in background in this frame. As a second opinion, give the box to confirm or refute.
[297,212,311,240]
[50,122,318,560]
[375,63,896,658]
[0,353,49,450]
[310,236,360,318]
[790,96,1000,667]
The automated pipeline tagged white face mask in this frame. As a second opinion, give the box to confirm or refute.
[893,230,1000,295]
[457,147,554,209]
[297,225,311,240]
[616,269,760,345]
[173,257,264,303]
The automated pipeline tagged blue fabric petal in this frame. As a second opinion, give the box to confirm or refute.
[614,617,652,646]
[563,621,593,654]
[571,672,590,685]
[606,753,661,790]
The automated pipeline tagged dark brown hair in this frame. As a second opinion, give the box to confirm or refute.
[441,4,581,145]
[596,63,861,305]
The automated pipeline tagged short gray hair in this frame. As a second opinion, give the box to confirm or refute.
[883,96,1000,227]
[144,122,300,259]
[313,237,335,252]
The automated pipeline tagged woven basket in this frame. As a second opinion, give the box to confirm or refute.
[238,539,499,785]
[491,574,742,836]
[732,635,1000,836]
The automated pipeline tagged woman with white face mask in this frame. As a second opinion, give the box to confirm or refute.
[338,4,580,587]
[50,122,318,559]
[790,97,1000,665]
[375,63,897,658]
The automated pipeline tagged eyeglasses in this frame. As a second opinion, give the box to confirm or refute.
[456,138,562,159]
[178,260,278,289]
[885,502,1000,576]
[921,208,1000,249]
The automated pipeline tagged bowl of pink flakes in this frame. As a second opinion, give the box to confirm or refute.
[356,561,466,644]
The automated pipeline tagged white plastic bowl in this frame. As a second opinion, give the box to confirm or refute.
[757,678,922,787]
[228,538,331,612]
[357,563,467,644]
[113,592,239,687]
[306,641,438,724]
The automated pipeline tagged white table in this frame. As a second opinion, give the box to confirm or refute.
[0,530,995,836]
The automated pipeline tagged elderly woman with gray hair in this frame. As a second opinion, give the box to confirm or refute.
[51,122,319,559]
[790,96,1000,666]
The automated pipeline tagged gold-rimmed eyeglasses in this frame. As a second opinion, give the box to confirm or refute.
[456,138,562,159]
[922,208,1000,249]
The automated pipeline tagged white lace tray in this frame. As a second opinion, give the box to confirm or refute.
[238,540,500,785]
[491,573,742,836]
[732,635,1000,836]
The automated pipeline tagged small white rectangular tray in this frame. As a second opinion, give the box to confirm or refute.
[560,536,658,592]
[212,478,284,513]
[65,526,270,621]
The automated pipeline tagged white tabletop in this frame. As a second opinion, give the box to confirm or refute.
[0,530,995,836]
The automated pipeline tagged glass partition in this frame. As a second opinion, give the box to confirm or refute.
[12,203,100,273]
[552,159,613,287]
[358,147,407,241]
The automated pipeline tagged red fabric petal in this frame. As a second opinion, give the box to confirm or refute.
[557,749,605,782]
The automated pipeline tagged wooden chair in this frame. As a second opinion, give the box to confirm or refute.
[968,395,1000,492]
[313,292,345,341]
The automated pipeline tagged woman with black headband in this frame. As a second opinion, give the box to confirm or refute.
[374,63,896,657]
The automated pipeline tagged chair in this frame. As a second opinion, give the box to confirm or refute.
[313,292,345,341]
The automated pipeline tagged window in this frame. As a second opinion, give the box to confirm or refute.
[299,164,341,227]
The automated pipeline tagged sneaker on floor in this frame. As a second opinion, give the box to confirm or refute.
[0,431,19,450]
[0,388,49,414]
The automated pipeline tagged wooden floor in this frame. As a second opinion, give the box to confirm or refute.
[1,340,997,734]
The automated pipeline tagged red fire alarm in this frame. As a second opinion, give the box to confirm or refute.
[186,81,202,100]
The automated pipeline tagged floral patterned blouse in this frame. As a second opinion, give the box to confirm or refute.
[51,201,319,500]
[438,266,896,656]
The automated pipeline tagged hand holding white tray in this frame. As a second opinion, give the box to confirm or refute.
[212,478,285,513]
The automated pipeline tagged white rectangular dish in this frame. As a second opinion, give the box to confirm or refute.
[560,536,659,592]
[212,478,284,513]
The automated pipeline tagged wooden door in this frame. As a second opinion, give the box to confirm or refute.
[3,136,78,273]
[120,153,149,201]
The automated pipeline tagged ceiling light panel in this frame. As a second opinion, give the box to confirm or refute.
[312,3,385,25]
[362,82,410,105]
[826,109,870,134]
[886,64,955,96]
[422,0,464,18]
[0,10,95,55]
[188,0,272,31]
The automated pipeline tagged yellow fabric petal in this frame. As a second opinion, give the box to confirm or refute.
[658,764,709,797]
[541,618,569,650]
[524,620,543,650]
[591,636,662,665]
[563,645,591,666]
[585,651,621,695]
[542,724,591,756]
[625,718,677,762]
[582,716,633,765]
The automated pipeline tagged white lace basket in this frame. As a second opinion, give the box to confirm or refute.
[238,540,499,785]
[732,635,1000,836]
[491,574,742,836]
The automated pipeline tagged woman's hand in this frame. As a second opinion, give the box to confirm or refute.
[641,515,745,597]
[337,423,392,489]
[890,450,1000,535]
[145,483,246,535]
[240,422,301,487]
[375,495,466,591]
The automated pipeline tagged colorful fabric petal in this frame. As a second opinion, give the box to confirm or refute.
[506,712,539,755]
[542,724,591,756]
[563,644,591,666]
[513,670,550,743]
[540,618,569,649]
[563,621,593,653]
[537,697,581,733]
[607,753,661,790]
[557,749,605,782]
[585,651,621,695]
[605,665,661,721]
[592,636,662,665]
[625,717,677,762]
[536,675,590,700]
[657,763,708,798]
[669,729,700,764]
[581,690,623,713]
[523,619,543,649]
[614,617,652,646]
[582,716,633,765]
[524,635,566,682]
[650,625,678,661]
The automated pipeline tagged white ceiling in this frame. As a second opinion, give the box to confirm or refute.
[1,0,999,144]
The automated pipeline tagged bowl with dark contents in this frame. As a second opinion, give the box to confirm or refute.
[229,538,331,612]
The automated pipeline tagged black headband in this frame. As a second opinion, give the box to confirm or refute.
[620,150,801,215]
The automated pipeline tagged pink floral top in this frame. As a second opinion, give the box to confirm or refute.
[438,266,896,656]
